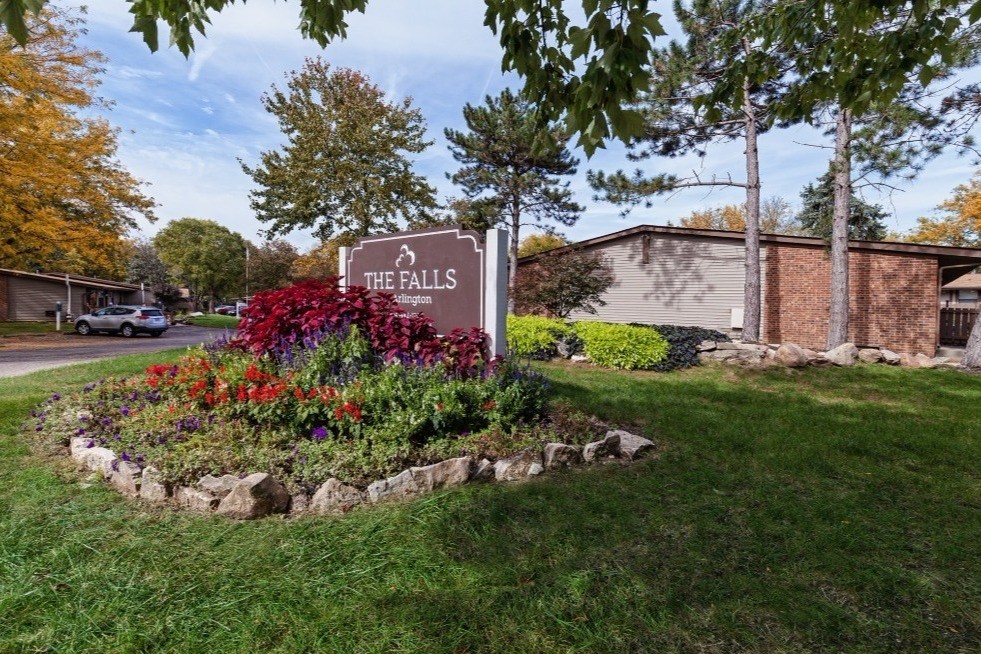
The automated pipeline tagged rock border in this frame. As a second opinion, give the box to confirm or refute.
[696,340,963,370]
[68,430,658,520]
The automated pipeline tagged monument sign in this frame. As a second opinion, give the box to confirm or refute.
[340,226,508,355]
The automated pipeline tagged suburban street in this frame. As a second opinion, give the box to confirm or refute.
[0,325,228,378]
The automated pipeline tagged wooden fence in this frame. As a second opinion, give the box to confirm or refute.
[940,308,978,346]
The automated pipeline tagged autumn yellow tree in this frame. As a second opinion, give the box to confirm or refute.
[0,7,155,277]
[291,233,359,282]
[908,172,981,246]
[676,198,803,235]
[517,233,568,258]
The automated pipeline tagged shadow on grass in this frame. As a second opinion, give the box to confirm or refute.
[0,361,978,653]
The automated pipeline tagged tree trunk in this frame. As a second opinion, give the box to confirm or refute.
[507,202,520,314]
[827,106,852,350]
[964,315,981,368]
[741,71,762,343]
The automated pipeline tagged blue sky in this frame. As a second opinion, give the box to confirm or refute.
[69,0,980,252]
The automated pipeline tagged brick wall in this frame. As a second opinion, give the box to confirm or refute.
[0,274,8,322]
[763,244,938,354]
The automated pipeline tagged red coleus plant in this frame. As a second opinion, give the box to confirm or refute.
[235,278,492,377]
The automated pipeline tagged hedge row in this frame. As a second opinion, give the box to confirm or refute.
[506,315,730,371]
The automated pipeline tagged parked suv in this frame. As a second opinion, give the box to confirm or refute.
[74,306,169,337]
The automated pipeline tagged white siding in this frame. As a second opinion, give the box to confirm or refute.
[568,233,759,333]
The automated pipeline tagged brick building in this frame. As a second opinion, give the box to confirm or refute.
[517,226,981,355]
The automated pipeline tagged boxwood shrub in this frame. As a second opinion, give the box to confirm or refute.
[573,321,670,370]
[507,315,572,359]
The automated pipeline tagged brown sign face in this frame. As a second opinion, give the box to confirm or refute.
[345,226,485,334]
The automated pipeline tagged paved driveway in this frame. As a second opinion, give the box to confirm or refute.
[0,325,230,378]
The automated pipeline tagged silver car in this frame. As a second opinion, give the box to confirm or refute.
[74,305,169,338]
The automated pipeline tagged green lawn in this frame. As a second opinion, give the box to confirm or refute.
[0,321,61,336]
[1,357,978,653]
[185,314,241,329]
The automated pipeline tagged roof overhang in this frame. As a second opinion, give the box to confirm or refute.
[518,225,981,274]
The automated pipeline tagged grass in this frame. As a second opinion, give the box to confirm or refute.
[1,356,979,653]
[185,314,241,329]
[0,321,61,336]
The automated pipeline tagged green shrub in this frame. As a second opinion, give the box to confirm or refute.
[506,314,571,359]
[573,321,670,370]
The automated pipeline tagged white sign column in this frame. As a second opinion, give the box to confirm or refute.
[483,228,508,357]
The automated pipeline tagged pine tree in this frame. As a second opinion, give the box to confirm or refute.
[587,0,793,342]
[796,172,889,241]
[445,89,582,312]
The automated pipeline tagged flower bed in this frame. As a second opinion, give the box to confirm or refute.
[28,280,657,518]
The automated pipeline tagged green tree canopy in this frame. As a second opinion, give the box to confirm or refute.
[241,59,437,240]
[125,238,183,308]
[153,218,246,310]
[6,2,979,154]
[247,240,300,292]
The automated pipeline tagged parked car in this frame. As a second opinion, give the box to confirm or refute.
[74,306,169,337]
[216,303,248,316]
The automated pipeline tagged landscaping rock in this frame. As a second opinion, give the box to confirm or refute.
[367,469,421,503]
[174,486,219,512]
[543,443,581,470]
[411,457,472,492]
[70,442,117,478]
[494,450,544,481]
[913,353,937,369]
[898,353,916,368]
[109,460,142,497]
[216,473,290,519]
[716,342,768,351]
[880,349,901,364]
[139,466,170,502]
[290,493,311,514]
[611,430,657,461]
[583,432,621,463]
[775,343,808,367]
[696,340,716,352]
[825,342,858,366]
[471,458,496,482]
[198,474,240,499]
[858,348,884,364]
[310,478,365,514]
[570,354,589,363]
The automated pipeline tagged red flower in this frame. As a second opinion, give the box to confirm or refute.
[482,400,496,411]
[189,380,207,398]
[244,363,267,382]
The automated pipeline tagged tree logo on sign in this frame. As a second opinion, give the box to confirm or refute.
[395,244,416,268]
